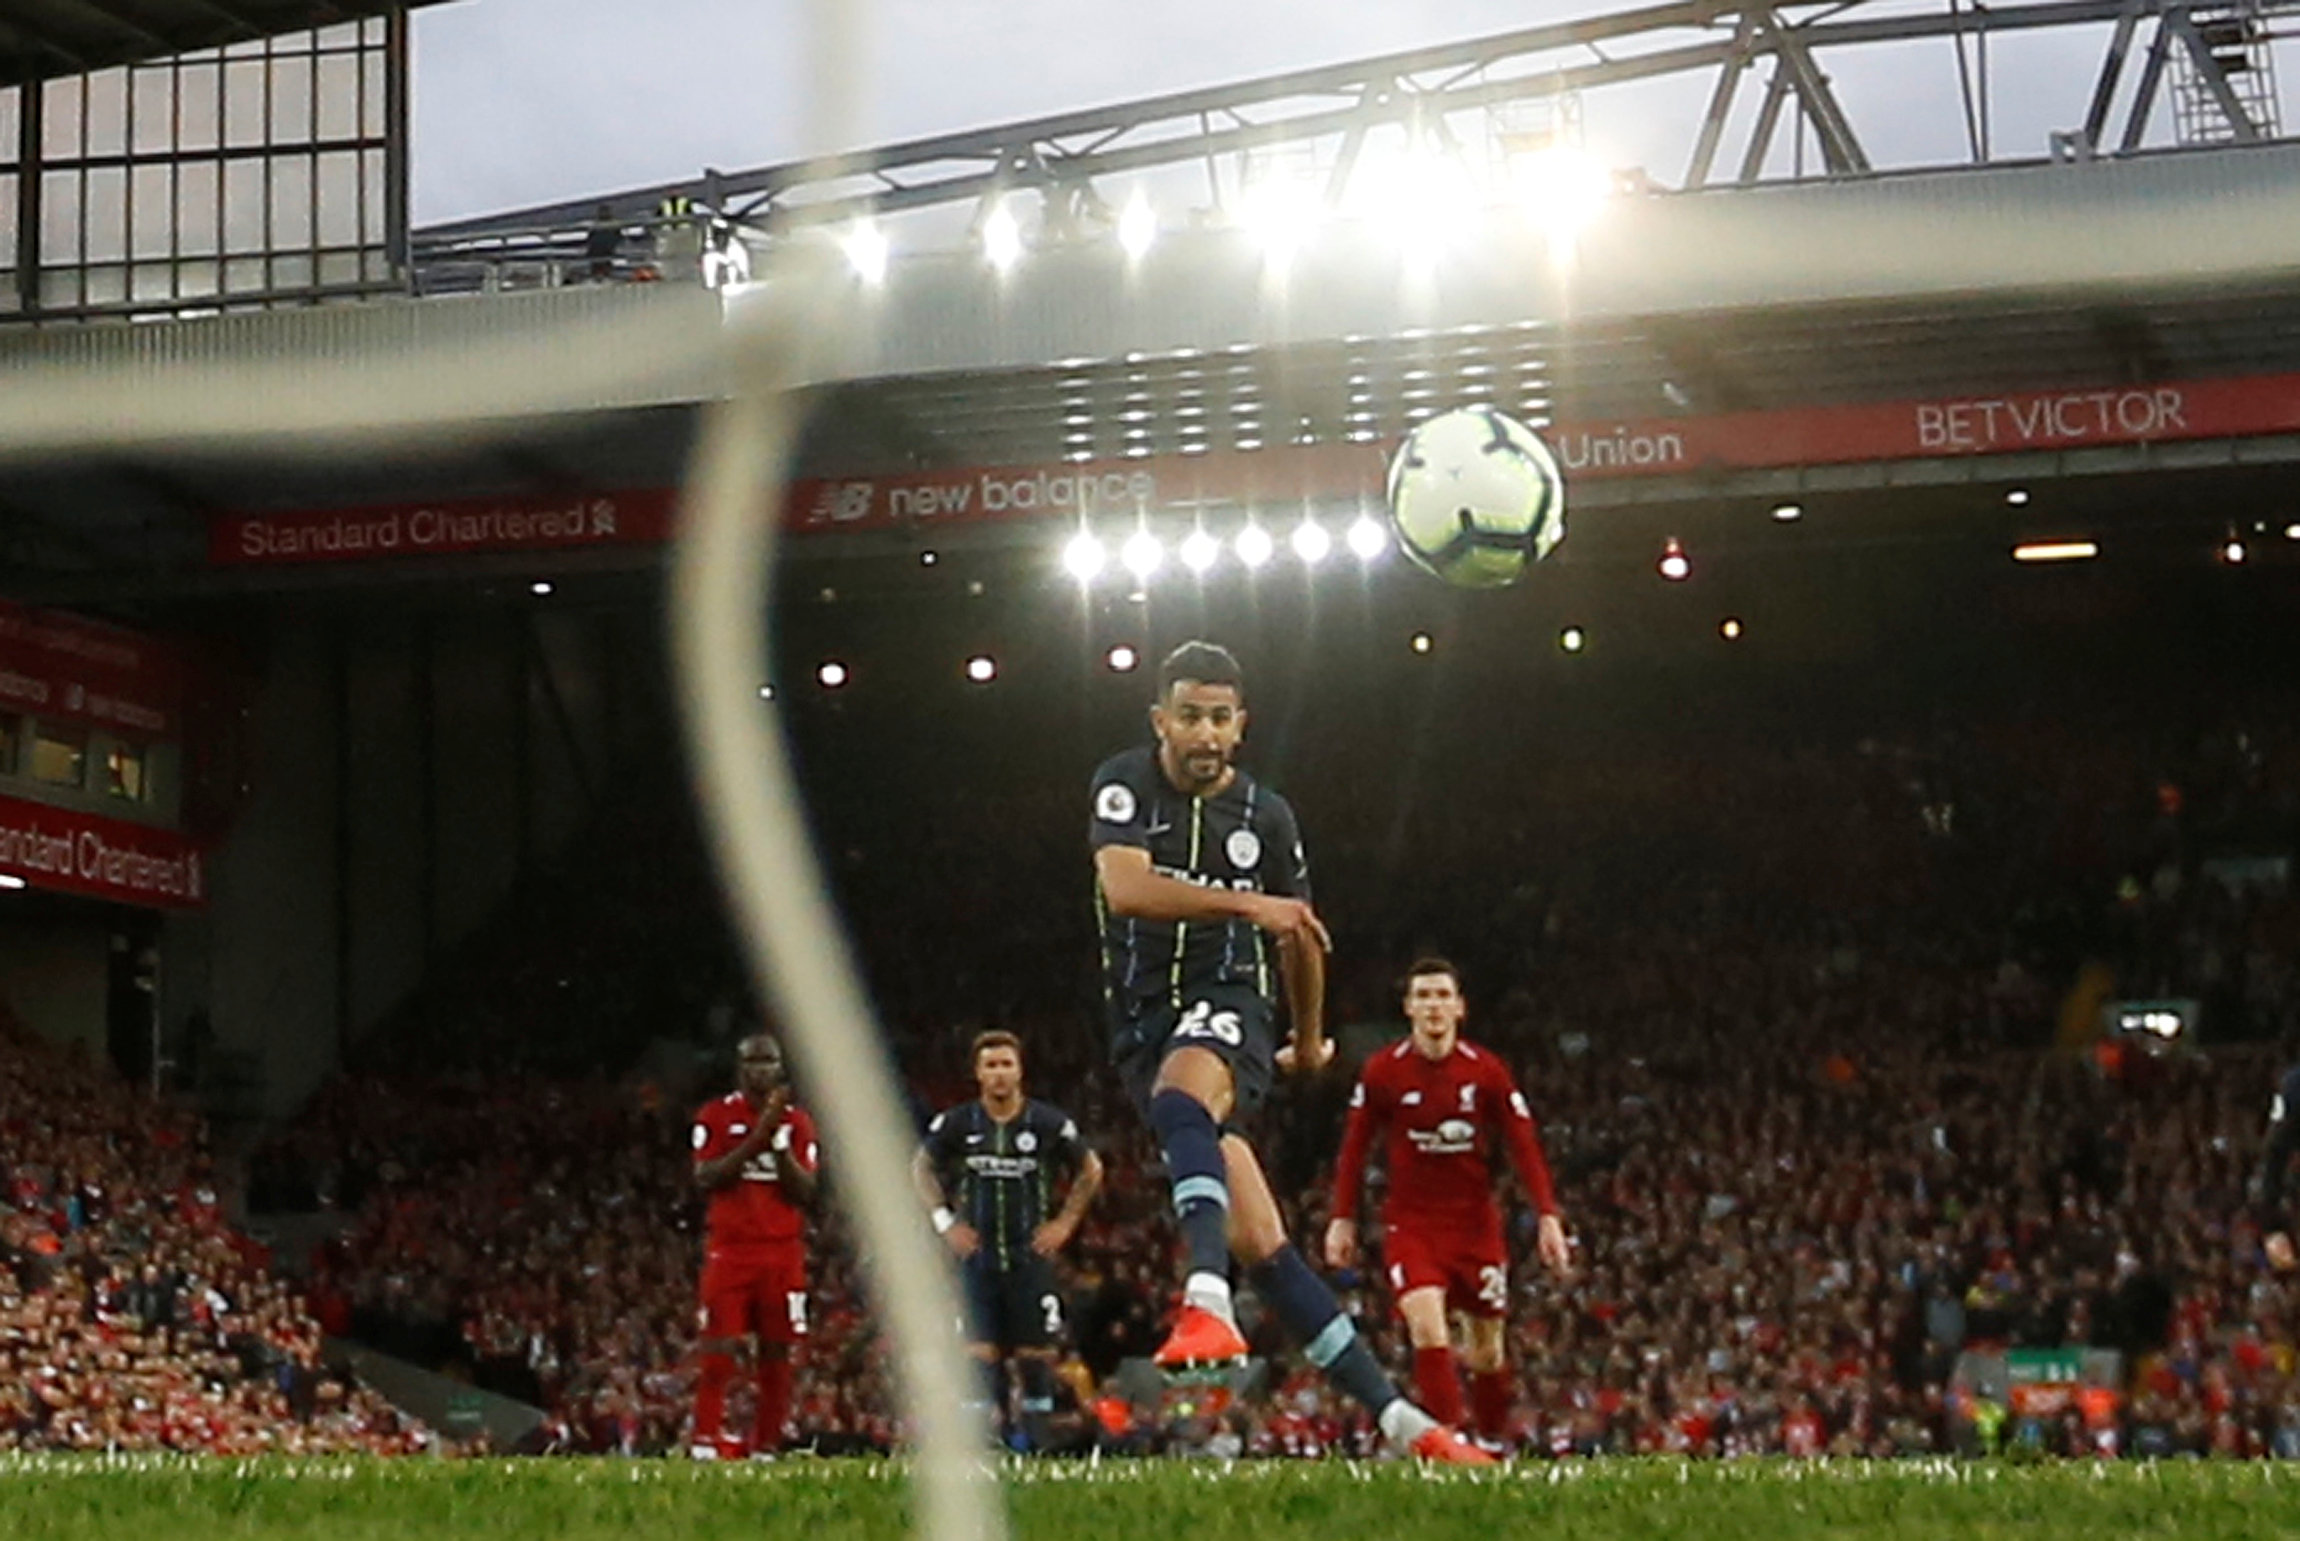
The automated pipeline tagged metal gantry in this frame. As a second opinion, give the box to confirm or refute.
[411,0,2298,289]
[0,14,409,324]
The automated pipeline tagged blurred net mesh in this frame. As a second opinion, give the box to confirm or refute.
[0,5,1002,1538]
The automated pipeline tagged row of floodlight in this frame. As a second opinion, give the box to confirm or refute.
[835,147,1620,282]
[1061,516,1393,582]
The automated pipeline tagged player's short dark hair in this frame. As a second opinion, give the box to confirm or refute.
[1402,956,1464,993]
[1157,640,1244,701]
[971,1028,1023,1066]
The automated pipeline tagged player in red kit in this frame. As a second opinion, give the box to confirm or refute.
[690,1032,819,1460]
[1325,958,1571,1452]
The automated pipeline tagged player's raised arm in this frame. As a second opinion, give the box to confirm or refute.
[693,1098,774,1193]
[1325,1072,1384,1270]
[1266,795,1332,1070]
[1092,844,1328,950]
[1494,1062,1570,1274]
[768,1105,820,1207]
[1275,930,1332,1072]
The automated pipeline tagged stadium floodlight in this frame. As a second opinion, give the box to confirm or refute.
[2011,540,2098,563]
[0,874,23,890]
[1119,192,1156,260]
[1409,631,1434,655]
[918,549,938,567]
[2005,488,2031,506]
[1355,143,1480,263]
[2287,523,2300,541]
[2221,534,2249,564]
[1559,625,1587,654]
[530,580,554,596]
[1291,518,1332,565]
[1346,515,1389,560]
[1235,522,1275,569]
[1720,617,1744,640]
[1509,145,1613,244]
[1237,170,1320,268]
[1179,526,1221,573]
[1120,529,1164,579]
[1657,538,1691,581]
[964,654,997,683]
[1061,530,1107,582]
[757,683,776,701]
[816,660,850,689]
[843,220,889,284]
[1106,644,1139,673]
[981,201,1023,271]
[1771,502,1804,523]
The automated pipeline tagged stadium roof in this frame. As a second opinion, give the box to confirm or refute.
[0,1,459,88]
[1,142,2298,608]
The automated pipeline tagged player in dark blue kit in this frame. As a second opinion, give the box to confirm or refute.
[1090,640,1490,1464]
[912,1029,1104,1448]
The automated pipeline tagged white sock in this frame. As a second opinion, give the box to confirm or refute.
[1378,1398,1437,1446]
[1184,1271,1235,1325]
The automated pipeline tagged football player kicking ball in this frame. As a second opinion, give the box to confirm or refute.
[1091,640,1490,1465]
[1326,958,1572,1452]
[690,1033,819,1459]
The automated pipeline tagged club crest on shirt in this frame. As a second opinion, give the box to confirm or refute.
[1225,828,1261,869]
[1017,1130,1038,1153]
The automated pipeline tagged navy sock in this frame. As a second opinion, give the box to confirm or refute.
[1249,1244,1400,1417]
[967,1356,1003,1434]
[1148,1088,1232,1280]
[1017,1356,1057,1451]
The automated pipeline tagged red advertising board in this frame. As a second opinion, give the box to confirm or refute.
[209,488,679,568]
[0,601,183,739]
[1545,374,2300,479]
[208,372,2300,566]
[0,792,206,908]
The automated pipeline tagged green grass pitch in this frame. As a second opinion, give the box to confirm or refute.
[4,1455,2298,1540]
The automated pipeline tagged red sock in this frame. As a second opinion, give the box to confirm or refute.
[1470,1368,1515,1443]
[694,1352,735,1448]
[1413,1345,1465,1426]
[754,1353,794,1453]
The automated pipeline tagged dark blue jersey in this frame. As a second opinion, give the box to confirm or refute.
[1088,745,1310,1016]
[921,1098,1088,1270]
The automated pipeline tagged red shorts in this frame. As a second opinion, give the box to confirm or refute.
[1382,1225,1509,1320]
[699,1245,808,1344]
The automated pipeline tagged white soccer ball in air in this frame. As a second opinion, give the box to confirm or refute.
[1385,406,1566,588]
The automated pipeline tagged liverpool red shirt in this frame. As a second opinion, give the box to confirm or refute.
[1333,1036,1557,1236]
[691,1091,818,1251]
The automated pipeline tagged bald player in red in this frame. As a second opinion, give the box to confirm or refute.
[690,1032,819,1460]
[1325,957,1572,1451]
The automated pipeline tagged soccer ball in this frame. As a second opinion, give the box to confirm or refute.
[1385,406,1566,588]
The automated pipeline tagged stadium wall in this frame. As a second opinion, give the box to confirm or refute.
[164,606,625,1117]
[0,922,109,1059]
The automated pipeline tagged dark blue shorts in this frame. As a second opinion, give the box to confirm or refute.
[961,1252,1064,1351]
[1110,982,1277,1123]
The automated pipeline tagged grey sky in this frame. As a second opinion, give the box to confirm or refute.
[409,1,2283,226]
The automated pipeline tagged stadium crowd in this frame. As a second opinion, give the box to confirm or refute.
[229,665,2300,1460]
[0,1013,427,1453]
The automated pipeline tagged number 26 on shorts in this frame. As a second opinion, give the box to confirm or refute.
[1174,1000,1244,1047]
